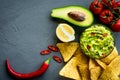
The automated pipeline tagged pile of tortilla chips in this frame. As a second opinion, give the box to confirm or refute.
[57,42,120,80]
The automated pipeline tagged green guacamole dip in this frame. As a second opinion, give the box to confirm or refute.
[80,24,114,59]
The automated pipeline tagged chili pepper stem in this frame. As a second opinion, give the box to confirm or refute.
[45,57,51,64]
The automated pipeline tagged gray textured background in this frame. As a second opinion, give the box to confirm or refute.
[0,0,120,80]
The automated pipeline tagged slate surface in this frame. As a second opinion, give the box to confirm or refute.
[0,0,120,80]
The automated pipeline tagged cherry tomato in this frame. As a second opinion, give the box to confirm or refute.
[102,0,115,7]
[111,18,120,32]
[113,1,120,14]
[99,9,113,24]
[89,0,103,15]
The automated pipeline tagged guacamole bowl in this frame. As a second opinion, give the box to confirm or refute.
[80,24,114,59]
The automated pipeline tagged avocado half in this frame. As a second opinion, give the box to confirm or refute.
[51,5,94,27]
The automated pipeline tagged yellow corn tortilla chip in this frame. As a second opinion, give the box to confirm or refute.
[74,47,89,65]
[59,57,81,80]
[100,47,118,64]
[98,56,120,80]
[74,47,89,80]
[89,58,103,80]
[78,64,90,80]
[95,59,107,70]
[57,42,79,62]
[90,66,102,80]
[89,58,98,70]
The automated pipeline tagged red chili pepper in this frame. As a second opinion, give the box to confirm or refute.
[53,55,62,63]
[48,45,59,52]
[40,49,51,55]
[6,58,51,79]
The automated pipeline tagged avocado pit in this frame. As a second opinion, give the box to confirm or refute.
[68,11,86,21]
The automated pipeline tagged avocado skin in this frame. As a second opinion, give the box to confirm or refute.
[51,5,94,27]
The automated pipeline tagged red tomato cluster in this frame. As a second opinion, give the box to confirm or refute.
[89,0,120,32]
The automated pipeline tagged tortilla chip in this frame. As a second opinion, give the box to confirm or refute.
[95,59,107,70]
[59,57,81,80]
[98,56,120,80]
[75,47,89,80]
[57,42,79,62]
[89,58,98,70]
[75,79,81,80]
[88,58,102,80]
[90,66,102,80]
[78,64,90,80]
[74,47,89,65]
[100,47,118,64]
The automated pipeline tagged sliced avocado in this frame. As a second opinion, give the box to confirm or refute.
[51,5,94,27]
